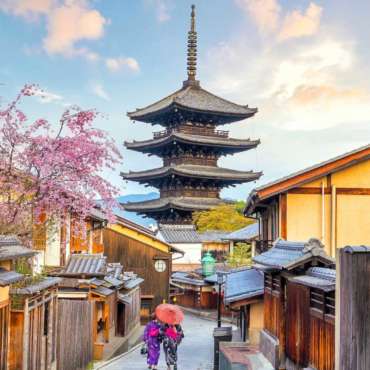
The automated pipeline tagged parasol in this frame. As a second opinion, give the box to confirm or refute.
[155,304,184,325]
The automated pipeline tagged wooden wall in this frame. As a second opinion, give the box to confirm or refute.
[124,288,141,335]
[57,299,93,370]
[103,228,171,309]
[339,247,370,370]
[285,282,310,367]
[309,316,334,370]
[0,302,9,370]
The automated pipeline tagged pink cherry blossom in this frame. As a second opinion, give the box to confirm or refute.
[0,85,122,238]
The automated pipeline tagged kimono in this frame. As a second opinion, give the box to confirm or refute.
[143,320,162,366]
[162,324,184,368]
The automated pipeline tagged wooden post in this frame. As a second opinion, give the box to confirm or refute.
[338,246,370,370]
[22,298,29,370]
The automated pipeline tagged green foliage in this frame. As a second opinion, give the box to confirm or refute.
[227,242,252,268]
[193,203,253,232]
[234,200,247,215]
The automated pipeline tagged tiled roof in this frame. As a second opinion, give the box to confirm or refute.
[0,235,37,261]
[11,277,61,295]
[92,286,115,297]
[171,271,209,286]
[224,268,264,304]
[125,132,260,153]
[253,238,334,271]
[199,231,230,243]
[222,223,259,241]
[291,267,336,292]
[127,84,257,124]
[124,196,226,213]
[122,164,261,183]
[62,254,107,276]
[123,277,144,290]
[158,224,201,243]
[0,268,24,286]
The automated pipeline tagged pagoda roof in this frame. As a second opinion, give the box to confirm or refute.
[123,196,226,213]
[127,83,257,125]
[121,164,261,183]
[125,132,260,154]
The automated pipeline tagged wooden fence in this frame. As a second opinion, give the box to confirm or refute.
[57,300,93,370]
[339,246,370,370]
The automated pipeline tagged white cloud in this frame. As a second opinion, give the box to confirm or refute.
[0,0,53,19]
[91,83,110,101]
[279,3,322,41]
[43,0,107,57]
[105,57,140,72]
[236,0,322,42]
[33,87,63,103]
[236,0,280,34]
[156,0,170,22]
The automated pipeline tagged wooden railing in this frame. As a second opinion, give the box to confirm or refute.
[153,126,229,139]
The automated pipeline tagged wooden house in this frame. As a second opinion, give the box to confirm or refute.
[0,236,35,370]
[8,277,60,370]
[54,254,143,368]
[103,216,183,318]
[200,231,231,262]
[223,267,264,344]
[157,224,202,272]
[253,238,335,370]
[245,144,370,256]
[171,271,217,310]
[222,223,259,256]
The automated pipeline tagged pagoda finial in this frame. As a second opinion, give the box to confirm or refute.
[187,4,197,81]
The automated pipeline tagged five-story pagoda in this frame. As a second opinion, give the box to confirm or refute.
[122,5,261,224]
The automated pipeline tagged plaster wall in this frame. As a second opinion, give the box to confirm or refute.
[284,159,370,257]
[171,242,202,265]
[0,260,11,301]
[45,223,61,266]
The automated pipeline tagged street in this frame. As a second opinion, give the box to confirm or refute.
[100,313,215,370]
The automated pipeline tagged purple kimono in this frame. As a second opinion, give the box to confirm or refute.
[143,320,161,366]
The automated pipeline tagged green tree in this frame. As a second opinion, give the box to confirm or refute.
[193,203,253,232]
[227,242,252,268]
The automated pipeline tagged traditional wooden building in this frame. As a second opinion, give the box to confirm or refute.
[0,236,35,370]
[245,144,370,256]
[253,239,335,370]
[9,277,60,370]
[157,224,202,271]
[200,231,231,262]
[223,267,264,344]
[122,5,261,224]
[54,254,143,368]
[104,216,182,318]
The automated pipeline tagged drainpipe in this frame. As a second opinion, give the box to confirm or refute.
[321,181,325,244]
[330,185,337,257]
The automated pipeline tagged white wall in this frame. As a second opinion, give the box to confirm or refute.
[172,243,202,265]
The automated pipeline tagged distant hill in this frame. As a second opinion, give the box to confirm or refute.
[115,192,158,227]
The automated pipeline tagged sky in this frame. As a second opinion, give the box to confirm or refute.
[0,0,369,201]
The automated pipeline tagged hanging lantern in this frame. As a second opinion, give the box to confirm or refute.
[201,251,216,277]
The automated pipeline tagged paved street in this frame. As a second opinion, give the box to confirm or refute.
[101,313,215,370]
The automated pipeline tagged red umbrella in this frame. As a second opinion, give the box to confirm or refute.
[155,304,184,325]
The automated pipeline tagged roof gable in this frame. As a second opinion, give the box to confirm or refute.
[247,144,370,206]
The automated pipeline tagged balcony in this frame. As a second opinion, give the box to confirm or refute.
[153,126,229,139]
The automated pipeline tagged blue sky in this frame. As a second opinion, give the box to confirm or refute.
[0,0,369,201]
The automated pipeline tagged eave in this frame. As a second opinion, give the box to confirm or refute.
[121,165,262,184]
[125,133,260,154]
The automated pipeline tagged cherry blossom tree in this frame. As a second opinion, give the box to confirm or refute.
[0,84,121,237]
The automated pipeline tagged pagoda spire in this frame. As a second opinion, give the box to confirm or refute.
[185,5,198,85]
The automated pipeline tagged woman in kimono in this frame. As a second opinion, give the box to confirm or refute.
[162,323,184,370]
[143,314,162,369]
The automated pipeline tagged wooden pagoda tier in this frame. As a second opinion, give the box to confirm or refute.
[123,196,227,224]
[122,5,261,224]
[125,126,260,157]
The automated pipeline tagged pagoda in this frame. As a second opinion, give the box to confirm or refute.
[122,5,261,224]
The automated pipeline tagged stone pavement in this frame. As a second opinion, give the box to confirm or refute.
[99,313,215,370]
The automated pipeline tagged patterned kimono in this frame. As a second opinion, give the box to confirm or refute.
[162,324,184,368]
[143,320,162,366]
